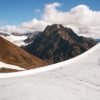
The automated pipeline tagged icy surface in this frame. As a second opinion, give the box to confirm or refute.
[0,43,100,100]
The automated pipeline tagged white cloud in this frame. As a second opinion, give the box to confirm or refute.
[0,3,100,38]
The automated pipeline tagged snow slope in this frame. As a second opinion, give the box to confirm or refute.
[0,43,100,100]
[0,61,25,70]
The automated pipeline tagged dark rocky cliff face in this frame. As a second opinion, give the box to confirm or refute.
[24,24,97,64]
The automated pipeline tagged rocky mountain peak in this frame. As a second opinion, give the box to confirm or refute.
[44,24,64,30]
[24,24,97,64]
[43,24,79,43]
[43,24,63,35]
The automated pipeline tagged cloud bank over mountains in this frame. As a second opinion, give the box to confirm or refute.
[0,2,100,38]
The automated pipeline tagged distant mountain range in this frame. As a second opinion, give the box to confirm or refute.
[0,24,97,72]
[0,30,39,46]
